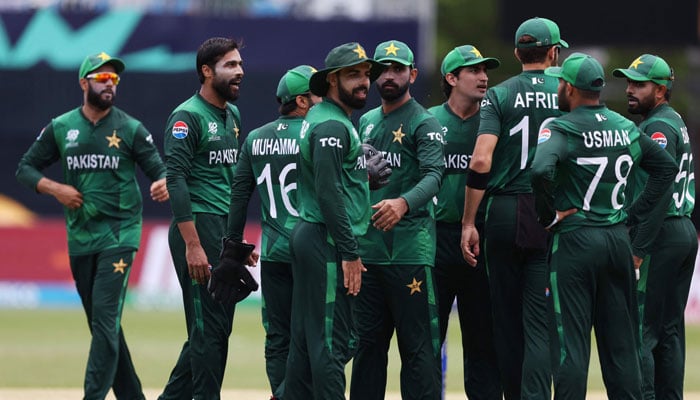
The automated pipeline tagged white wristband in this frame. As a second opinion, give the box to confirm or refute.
[544,214,559,230]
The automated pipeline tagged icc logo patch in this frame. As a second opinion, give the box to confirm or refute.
[537,128,551,144]
[172,121,188,139]
[650,132,667,149]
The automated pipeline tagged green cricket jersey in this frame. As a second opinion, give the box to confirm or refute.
[428,103,480,223]
[358,98,445,265]
[164,93,241,222]
[16,106,165,255]
[297,98,370,261]
[531,104,677,253]
[227,115,302,262]
[479,70,563,195]
[627,103,695,218]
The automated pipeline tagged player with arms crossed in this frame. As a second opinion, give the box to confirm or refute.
[284,42,386,400]
[613,54,697,399]
[226,65,319,399]
[460,17,567,399]
[531,52,677,399]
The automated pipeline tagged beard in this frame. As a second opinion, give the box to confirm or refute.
[377,80,409,102]
[87,84,114,111]
[557,87,570,112]
[338,83,368,110]
[212,74,240,103]
[627,94,654,115]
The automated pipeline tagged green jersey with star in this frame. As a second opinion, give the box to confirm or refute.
[16,106,166,255]
[227,115,302,262]
[627,103,695,218]
[531,104,677,254]
[359,98,445,265]
[428,103,480,223]
[479,70,563,195]
[164,93,241,222]
[297,99,370,261]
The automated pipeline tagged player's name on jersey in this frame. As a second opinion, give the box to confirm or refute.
[444,153,471,170]
[251,138,299,156]
[208,148,238,164]
[66,154,120,170]
[513,91,558,109]
[582,129,632,148]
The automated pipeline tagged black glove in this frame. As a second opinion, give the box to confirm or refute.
[208,238,257,305]
[363,143,392,190]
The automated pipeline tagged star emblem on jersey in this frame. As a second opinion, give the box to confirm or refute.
[106,131,121,148]
[406,277,422,295]
[392,124,406,144]
[384,42,400,56]
[353,44,367,59]
[630,57,644,69]
[470,47,483,58]
[112,258,128,274]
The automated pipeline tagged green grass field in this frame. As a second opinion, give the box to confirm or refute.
[2,302,700,394]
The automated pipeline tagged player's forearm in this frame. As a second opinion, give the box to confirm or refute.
[176,220,202,247]
[461,186,485,226]
[36,177,62,196]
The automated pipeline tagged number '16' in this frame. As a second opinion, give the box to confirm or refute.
[257,162,298,219]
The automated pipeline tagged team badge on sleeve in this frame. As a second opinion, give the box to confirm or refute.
[172,121,189,139]
[538,128,551,144]
[650,132,667,149]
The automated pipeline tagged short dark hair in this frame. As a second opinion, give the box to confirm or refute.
[440,66,465,99]
[278,97,299,115]
[196,37,240,83]
[515,36,554,64]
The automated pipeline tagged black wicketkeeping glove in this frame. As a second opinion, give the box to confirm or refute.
[363,143,392,190]
[208,238,257,305]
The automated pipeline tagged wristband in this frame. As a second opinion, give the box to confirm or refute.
[544,214,559,230]
[466,168,490,190]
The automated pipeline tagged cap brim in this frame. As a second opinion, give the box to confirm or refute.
[375,57,412,66]
[612,68,648,81]
[309,60,387,96]
[465,57,501,70]
[559,39,569,48]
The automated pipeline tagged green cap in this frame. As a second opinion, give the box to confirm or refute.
[309,42,387,96]
[373,40,414,66]
[440,45,500,76]
[78,51,125,79]
[545,52,605,91]
[612,54,674,89]
[277,65,317,104]
[515,17,569,48]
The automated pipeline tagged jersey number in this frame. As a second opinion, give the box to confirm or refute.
[509,116,557,170]
[674,152,695,208]
[257,163,298,219]
[577,155,633,211]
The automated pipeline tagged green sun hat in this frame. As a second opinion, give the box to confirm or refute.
[515,17,569,48]
[545,52,606,91]
[440,45,500,76]
[78,51,125,79]
[373,40,414,67]
[309,42,387,96]
[277,65,317,104]
[612,54,674,89]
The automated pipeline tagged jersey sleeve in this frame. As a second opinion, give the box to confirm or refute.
[164,110,200,223]
[627,133,678,257]
[643,120,679,159]
[312,120,360,260]
[226,135,256,241]
[401,116,444,212]
[531,122,568,226]
[132,122,166,182]
[16,123,61,191]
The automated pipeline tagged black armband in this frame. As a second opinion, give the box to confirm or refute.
[466,168,490,190]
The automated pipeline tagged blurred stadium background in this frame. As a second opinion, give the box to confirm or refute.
[1,0,700,394]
